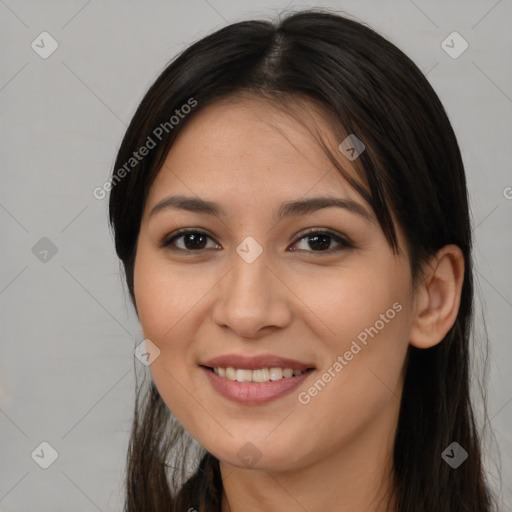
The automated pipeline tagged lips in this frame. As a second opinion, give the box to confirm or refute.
[201,366,315,404]
[200,353,315,372]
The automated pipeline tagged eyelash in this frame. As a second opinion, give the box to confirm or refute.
[160,227,354,255]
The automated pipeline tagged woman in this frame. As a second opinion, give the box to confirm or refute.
[108,8,498,511]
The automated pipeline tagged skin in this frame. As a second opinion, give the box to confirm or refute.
[133,93,465,512]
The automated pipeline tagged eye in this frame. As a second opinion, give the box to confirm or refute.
[161,229,220,252]
[290,228,353,254]
[161,228,353,254]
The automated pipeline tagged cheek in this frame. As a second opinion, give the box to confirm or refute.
[133,242,216,410]
[133,244,191,376]
[290,260,411,429]
[134,242,204,340]
[289,256,410,355]
[133,246,203,429]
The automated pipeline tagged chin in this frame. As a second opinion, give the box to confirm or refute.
[208,439,308,472]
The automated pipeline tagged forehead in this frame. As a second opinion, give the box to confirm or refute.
[146,94,366,209]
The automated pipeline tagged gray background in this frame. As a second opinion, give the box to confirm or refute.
[1,0,511,510]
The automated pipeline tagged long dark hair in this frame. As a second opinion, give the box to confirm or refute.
[108,8,499,511]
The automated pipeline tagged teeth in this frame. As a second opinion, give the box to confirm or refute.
[236,369,252,382]
[212,366,308,382]
[225,367,236,380]
[252,368,270,382]
[269,367,283,381]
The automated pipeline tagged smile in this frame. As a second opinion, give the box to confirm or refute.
[200,365,315,404]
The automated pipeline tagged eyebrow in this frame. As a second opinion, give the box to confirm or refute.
[149,194,374,223]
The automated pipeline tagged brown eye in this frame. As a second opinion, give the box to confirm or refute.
[162,229,220,251]
[290,230,353,253]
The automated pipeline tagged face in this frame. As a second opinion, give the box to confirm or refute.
[133,94,415,472]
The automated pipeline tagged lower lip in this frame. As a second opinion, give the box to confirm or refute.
[201,366,314,405]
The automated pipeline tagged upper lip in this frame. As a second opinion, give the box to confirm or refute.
[200,354,315,371]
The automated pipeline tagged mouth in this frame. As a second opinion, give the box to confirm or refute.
[199,355,317,404]
[199,353,317,404]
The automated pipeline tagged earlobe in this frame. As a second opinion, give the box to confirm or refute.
[409,245,465,349]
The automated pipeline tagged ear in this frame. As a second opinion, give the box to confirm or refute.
[409,244,465,349]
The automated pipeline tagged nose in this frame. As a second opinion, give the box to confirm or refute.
[211,248,292,339]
